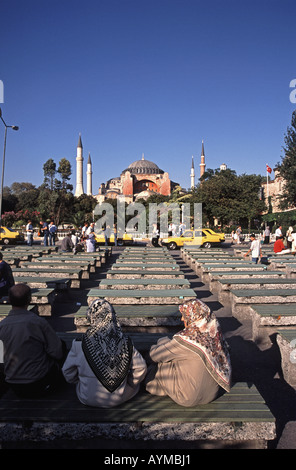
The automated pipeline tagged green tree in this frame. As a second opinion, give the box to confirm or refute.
[10,182,40,213]
[277,110,296,209]
[188,168,266,228]
[43,159,56,190]
[57,158,72,191]
[38,157,73,226]
[236,174,266,231]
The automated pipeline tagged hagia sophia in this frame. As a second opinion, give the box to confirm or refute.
[74,134,282,215]
[74,134,207,203]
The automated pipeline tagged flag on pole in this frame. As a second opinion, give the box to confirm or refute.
[266,164,272,174]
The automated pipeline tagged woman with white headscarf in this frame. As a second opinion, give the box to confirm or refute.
[145,299,231,407]
[62,299,147,407]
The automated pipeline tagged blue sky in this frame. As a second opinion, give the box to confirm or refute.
[0,0,295,193]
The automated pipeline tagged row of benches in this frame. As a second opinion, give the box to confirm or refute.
[0,245,110,317]
[74,246,196,332]
[0,244,277,447]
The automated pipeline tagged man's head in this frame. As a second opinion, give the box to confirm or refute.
[250,234,256,240]
[9,284,32,308]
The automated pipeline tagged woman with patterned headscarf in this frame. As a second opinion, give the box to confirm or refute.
[62,299,147,407]
[145,299,231,407]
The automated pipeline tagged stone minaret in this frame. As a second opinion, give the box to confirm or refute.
[200,140,206,179]
[86,153,93,196]
[190,155,195,189]
[75,134,84,197]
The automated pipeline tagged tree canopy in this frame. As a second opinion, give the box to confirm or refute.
[277,110,296,209]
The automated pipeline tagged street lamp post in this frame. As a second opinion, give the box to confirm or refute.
[0,108,19,229]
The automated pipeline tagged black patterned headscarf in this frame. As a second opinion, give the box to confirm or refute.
[82,299,133,393]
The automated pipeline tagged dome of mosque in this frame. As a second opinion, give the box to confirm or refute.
[122,156,163,175]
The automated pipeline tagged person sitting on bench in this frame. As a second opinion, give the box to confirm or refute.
[144,298,231,407]
[62,299,147,408]
[0,284,66,398]
[273,236,291,255]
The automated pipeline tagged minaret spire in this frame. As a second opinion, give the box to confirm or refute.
[75,133,84,197]
[87,152,93,196]
[200,140,206,179]
[190,155,195,189]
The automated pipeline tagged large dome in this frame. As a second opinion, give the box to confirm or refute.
[123,156,163,175]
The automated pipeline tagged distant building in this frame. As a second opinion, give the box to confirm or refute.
[97,154,179,203]
[74,135,179,202]
[261,168,286,213]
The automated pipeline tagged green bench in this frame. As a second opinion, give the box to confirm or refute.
[35,255,98,269]
[181,248,225,263]
[19,261,92,278]
[120,247,170,253]
[191,257,246,275]
[57,331,172,350]
[98,278,190,290]
[87,288,196,305]
[0,304,36,322]
[247,305,296,348]
[187,256,238,271]
[111,263,180,271]
[0,288,55,317]
[216,278,296,305]
[208,270,286,293]
[276,329,296,388]
[0,381,275,446]
[200,264,267,283]
[63,250,108,265]
[74,304,182,331]
[106,269,185,279]
[13,276,70,290]
[12,267,83,288]
[230,289,296,322]
[115,258,177,265]
[285,264,296,278]
[0,256,22,266]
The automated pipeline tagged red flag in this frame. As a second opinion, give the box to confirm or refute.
[266,164,272,174]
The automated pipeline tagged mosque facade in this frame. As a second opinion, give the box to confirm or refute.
[74,135,207,201]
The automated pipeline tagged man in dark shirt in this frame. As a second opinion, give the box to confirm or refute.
[40,220,49,246]
[0,284,66,398]
[0,252,15,298]
[60,232,74,252]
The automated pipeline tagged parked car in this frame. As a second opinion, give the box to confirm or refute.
[94,230,134,246]
[0,226,24,245]
[203,228,225,243]
[161,229,225,250]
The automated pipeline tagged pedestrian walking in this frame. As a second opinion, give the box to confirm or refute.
[49,221,57,246]
[26,220,34,246]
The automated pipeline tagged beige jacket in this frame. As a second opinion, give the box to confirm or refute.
[145,336,220,407]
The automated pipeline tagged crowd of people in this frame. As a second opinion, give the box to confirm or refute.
[0,287,232,408]
[25,220,114,253]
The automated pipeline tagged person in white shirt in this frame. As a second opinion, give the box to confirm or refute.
[26,220,34,246]
[85,222,95,236]
[49,221,57,246]
[275,225,282,240]
[244,234,262,264]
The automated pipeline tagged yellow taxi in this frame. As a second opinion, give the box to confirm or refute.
[161,228,225,250]
[0,226,24,245]
[94,230,134,246]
